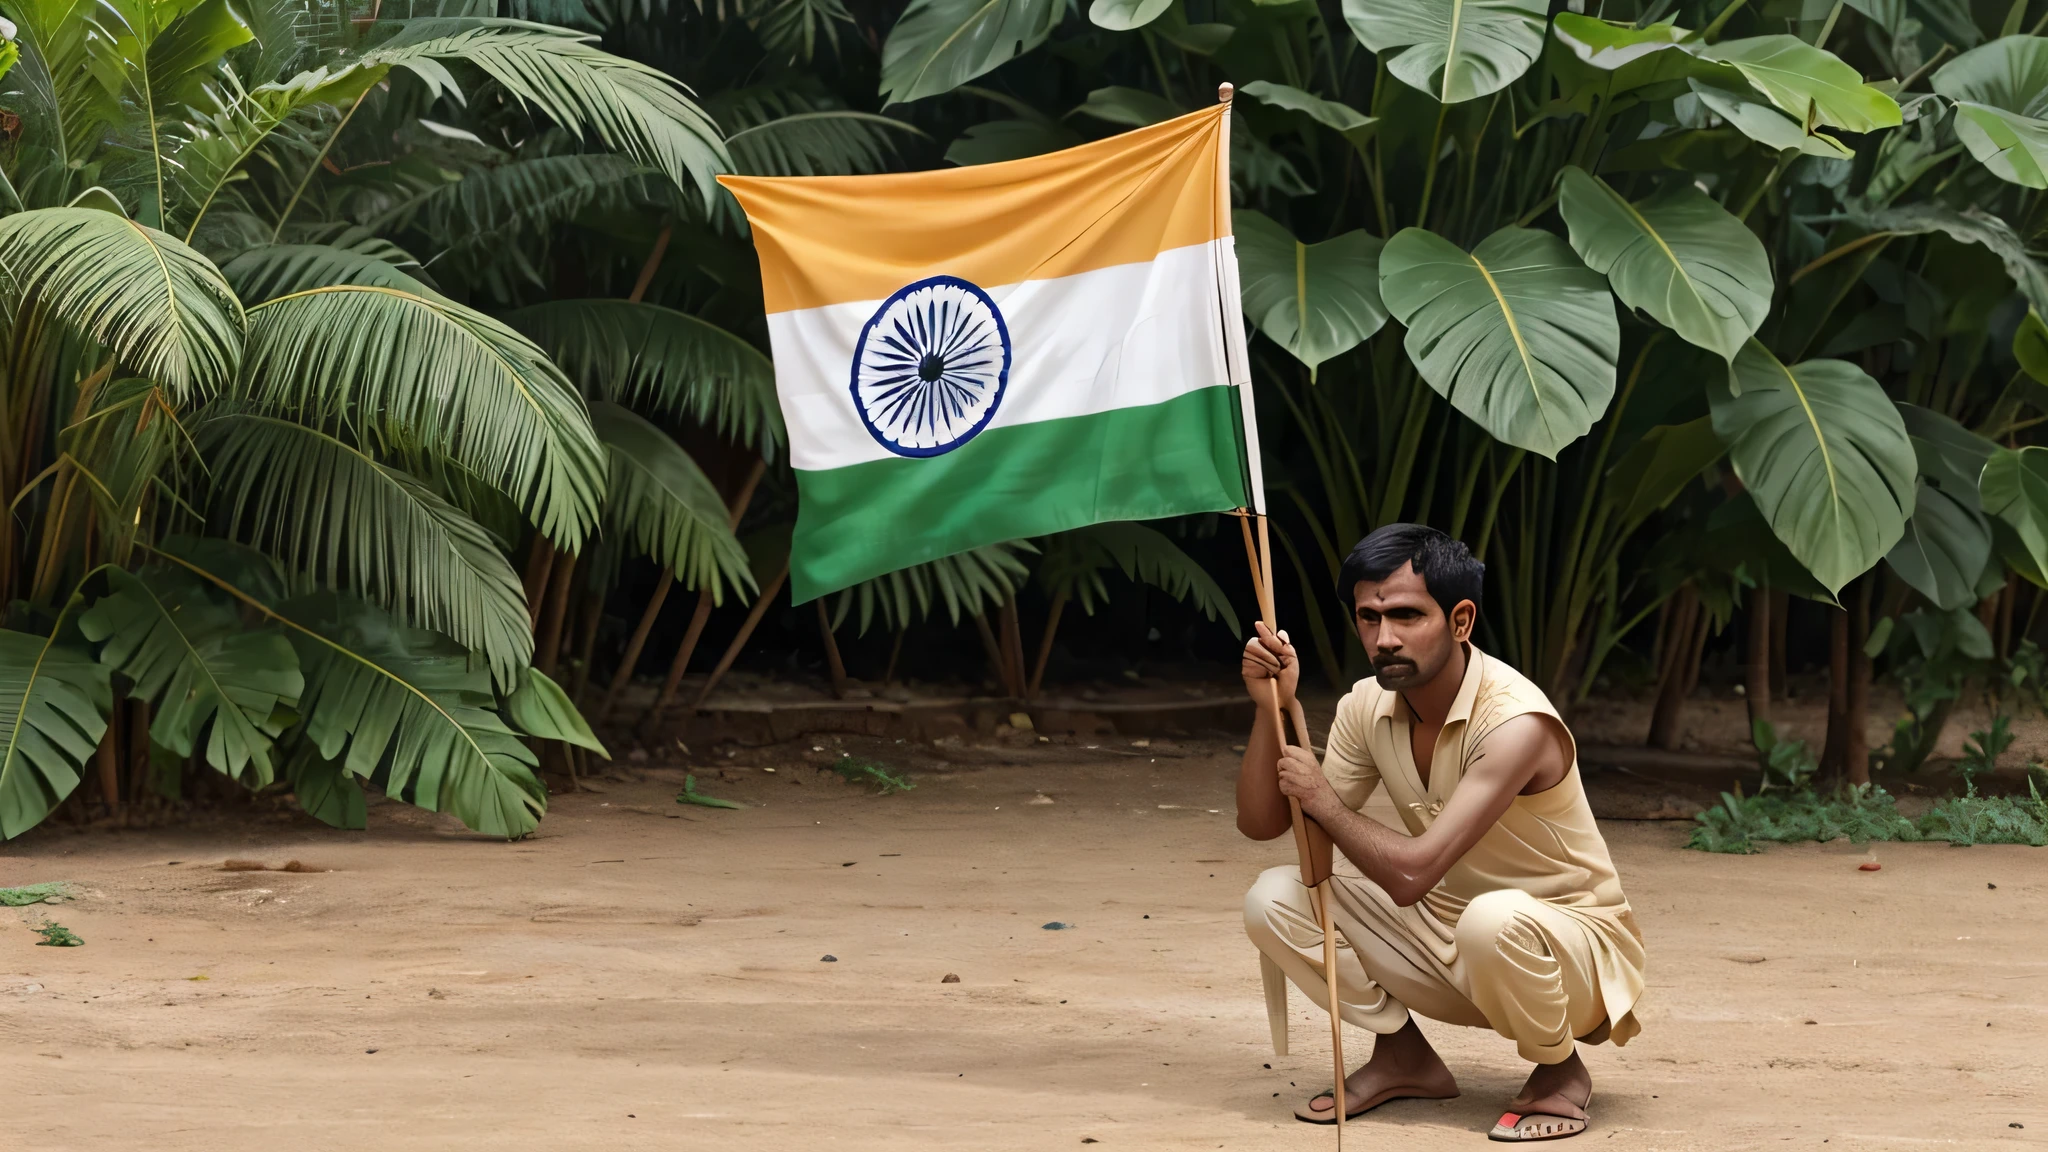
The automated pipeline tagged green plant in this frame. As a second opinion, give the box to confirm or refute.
[675,774,743,809]
[32,922,82,946]
[827,754,914,795]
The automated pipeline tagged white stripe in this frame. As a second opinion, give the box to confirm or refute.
[769,240,1236,472]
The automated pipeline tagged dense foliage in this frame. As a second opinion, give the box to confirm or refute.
[11,0,2048,838]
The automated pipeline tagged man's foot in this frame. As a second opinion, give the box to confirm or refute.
[1295,1018,1460,1123]
[1487,1049,1593,1141]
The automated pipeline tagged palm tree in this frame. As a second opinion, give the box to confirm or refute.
[0,0,754,838]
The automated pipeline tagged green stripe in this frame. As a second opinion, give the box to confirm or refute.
[791,387,1249,601]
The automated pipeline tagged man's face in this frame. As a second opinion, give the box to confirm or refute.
[1352,561,1473,691]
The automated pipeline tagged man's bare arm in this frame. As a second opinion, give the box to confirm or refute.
[1236,622,1296,842]
[1274,713,1569,905]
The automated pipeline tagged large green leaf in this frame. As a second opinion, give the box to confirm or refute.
[282,744,367,830]
[1900,403,1995,502]
[878,0,1062,105]
[1238,81,1378,151]
[1887,478,1991,611]
[1547,15,1697,109]
[0,624,110,840]
[0,207,243,401]
[1604,416,1727,528]
[508,298,784,458]
[945,118,1081,164]
[237,280,607,550]
[1932,36,2048,188]
[827,540,1034,634]
[1234,210,1386,376]
[1980,446,2048,583]
[588,401,754,604]
[1088,0,1170,31]
[200,413,534,687]
[79,567,302,786]
[1708,342,1915,596]
[1695,35,1901,133]
[1556,167,1771,363]
[1343,0,1547,104]
[1378,226,1620,458]
[1689,78,1853,158]
[282,593,548,839]
[503,667,607,755]
[1849,203,2048,316]
[1072,86,1183,127]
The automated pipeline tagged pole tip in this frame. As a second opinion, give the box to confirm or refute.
[1217,81,1234,104]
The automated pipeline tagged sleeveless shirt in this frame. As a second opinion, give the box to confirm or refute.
[1320,644,1647,1043]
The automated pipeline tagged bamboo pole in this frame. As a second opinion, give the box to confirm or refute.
[633,459,769,726]
[690,563,790,710]
[817,600,849,698]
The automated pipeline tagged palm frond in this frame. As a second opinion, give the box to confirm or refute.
[364,21,730,201]
[283,591,547,838]
[745,0,853,63]
[0,207,244,401]
[509,298,782,456]
[830,541,1035,635]
[200,412,534,686]
[588,401,753,604]
[280,740,366,828]
[0,619,110,840]
[1037,522,1239,634]
[502,666,606,752]
[369,151,667,265]
[711,87,924,175]
[236,278,608,548]
[78,566,303,786]
[221,241,433,303]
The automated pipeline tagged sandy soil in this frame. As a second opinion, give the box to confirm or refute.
[2,732,2043,1152]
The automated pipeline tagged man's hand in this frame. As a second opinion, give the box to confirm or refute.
[1242,621,1299,704]
[1275,743,1343,823]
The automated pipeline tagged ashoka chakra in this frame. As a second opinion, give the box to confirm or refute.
[850,275,1011,457]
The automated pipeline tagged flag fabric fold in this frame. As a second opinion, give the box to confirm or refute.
[721,104,1254,602]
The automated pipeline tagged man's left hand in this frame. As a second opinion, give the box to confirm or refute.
[1274,744,1343,823]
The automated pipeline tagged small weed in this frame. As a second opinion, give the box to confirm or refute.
[32,923,82,947]
[1687,776,2048,853]
[828,755,914,795]
[675,775,744,810]
[0,882,75,907]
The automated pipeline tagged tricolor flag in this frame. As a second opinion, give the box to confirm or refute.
[720,104,1260,602]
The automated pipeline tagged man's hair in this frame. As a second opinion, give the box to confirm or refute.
[1336,524,1484,621]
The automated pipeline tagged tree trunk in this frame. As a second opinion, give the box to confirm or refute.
[1843,579,1871,786]
[972,612,1011,695]
[1744,586,1772,741]
[1768,589,1788,699]
[1028,592,1068,699]
[599,568,671,719]
[534,552,580,676]
[998,599,1027,700]
[523,538,557,627]
[640,590,714,734]
[817,600,849,698]
[1821,603,1849,778]
[96,700,121,822]
[1647,583,1700,750]
[690,563,790,709]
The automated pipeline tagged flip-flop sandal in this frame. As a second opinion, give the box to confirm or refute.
[1292,1088,1420,1124]
[1487,1092,1592,1142]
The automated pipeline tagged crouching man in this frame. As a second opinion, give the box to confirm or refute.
[1237,524,1645,1142]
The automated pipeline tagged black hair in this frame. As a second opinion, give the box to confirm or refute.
[1336,524,1484,622]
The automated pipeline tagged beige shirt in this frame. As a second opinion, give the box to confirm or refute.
[1321,644,1646,1041]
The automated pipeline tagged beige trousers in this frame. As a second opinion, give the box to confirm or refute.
[1244,865,1609,1065]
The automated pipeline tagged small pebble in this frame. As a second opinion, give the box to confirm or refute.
[1043,922,1070,930]
[941,973,960,983]
[821,955,837,962]
[1988,882,1998,889]
[365,1049,378,1054]
[1858,862,1882,872]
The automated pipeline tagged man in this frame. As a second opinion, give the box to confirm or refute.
[1237,524,1645,1142]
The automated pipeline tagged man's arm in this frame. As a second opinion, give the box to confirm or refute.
[1274,712,1569,905]
[1236,621,1296,841]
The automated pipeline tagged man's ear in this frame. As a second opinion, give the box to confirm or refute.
[1450,599,1476,642]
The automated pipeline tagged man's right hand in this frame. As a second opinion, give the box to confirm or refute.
[1241,621,1299,705]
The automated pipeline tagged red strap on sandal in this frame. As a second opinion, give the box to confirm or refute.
[1498,1113,1523,1127]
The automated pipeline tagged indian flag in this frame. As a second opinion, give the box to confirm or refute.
[720,104,1258,602]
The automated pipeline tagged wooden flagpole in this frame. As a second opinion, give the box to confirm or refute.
[1237,512,1346,1141]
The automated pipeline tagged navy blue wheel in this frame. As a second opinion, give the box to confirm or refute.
[850,275,1011,458]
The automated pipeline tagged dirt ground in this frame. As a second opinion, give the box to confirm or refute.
[2,729,2043,1152]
